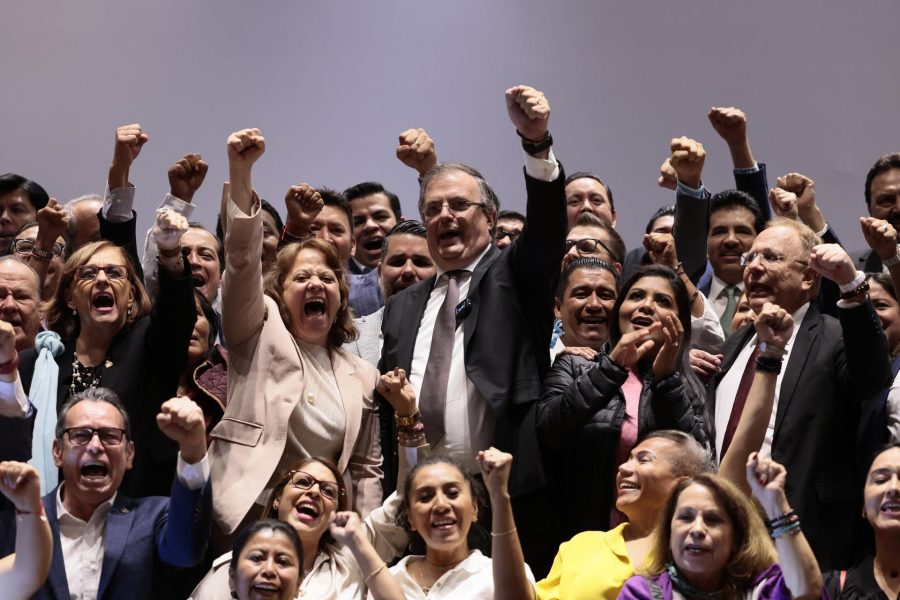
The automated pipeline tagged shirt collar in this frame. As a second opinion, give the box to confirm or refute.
[56,483,117,524]
[709,274,743,300]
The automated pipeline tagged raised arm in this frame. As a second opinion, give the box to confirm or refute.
[396,128,438,177]
[669,136,710,283]
[480,448,534,600]
[330,511,405,600]
[0,461,52,596]
[27,199,69,299]
[861,217,900,298]
[0,321,28,418]
[718,302,793,493]
[281,183,324,245]
[746,455,823,598]
[102,123,149,280]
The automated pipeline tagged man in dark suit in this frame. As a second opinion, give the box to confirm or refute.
[709,218,890,570]
[1,387,212,599]
[378,84,565,574]
[851,152,900,272]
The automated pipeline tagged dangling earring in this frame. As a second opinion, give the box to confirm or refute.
[71,308,77,317]
[127,305,132,317]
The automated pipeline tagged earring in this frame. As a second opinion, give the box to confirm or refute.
[473,515,478,523]
[127,306,132,317]
[273,502,280,511]
[71,308,77,317]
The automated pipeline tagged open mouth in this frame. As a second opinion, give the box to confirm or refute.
[579,314,606,326]
[438,230,461,244]
[683,544,709,555]
[363,237,383,251]
[747,283,772,298]
[431,516,457,531]
[91,292,116,313]
[617,480,640,495]
[881,501,900,514]
[191,273,207,288]
[80,463,109,479]
[304,299,326,317]
[630,316,654,329]
[251,582,281,597]
[294,500,321,523]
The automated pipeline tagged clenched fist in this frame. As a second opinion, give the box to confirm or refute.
[708,107,748,146]
[109,123,149,188]
[168,153,209,203]
[227,128,266,169]
[151,207,189,251]
[396,128,437,175]
[157,396,207,464]
[669,136,706,189]
[505,85,550,143]
[284,184,323,233]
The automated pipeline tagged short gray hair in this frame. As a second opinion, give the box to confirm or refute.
[55,387,131,442]
[418,162,500,223]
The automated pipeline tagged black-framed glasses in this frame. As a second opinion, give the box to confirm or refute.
[422,199,484,220]
[75,264,128,281]
[565,237,617,261]
[12,238,65,257]
[739,251,809,268]
[494,228,521,241]
[63,427,126,446]
[287,470,343,501]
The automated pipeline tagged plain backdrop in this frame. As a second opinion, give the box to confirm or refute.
[2,1,899,254]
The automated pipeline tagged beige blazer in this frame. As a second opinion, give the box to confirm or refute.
[209,185,382,535]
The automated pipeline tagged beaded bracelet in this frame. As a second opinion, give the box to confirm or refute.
[767,509,797,529]
[755,355,783,374]
[770,520,802,539]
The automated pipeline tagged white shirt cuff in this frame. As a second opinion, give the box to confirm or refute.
[176,452,210,490]
[160,194,196,219]
[523,148,559,182]
[102,183,136,223]
[0,377,29,418]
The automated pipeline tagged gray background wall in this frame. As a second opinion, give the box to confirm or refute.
[2,1,899,254]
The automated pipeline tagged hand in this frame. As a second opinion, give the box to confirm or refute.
[477,447,513,500]
[809,243,857,286]
[746,452,789,515]
[608,325,659,369]
[109,123,148,189]
[558,346,598,361]
[35,199,70,249]
[860,216,899,261]
[376,368,417,417]
[156,396,207,464]
[753,302,794,349]
[775,172,823,230]
[0,461,42,513]
[669,136,706,189]
[0,320,16,364]
[768,187,800,220]
[396,128,437,175]
[284,184,323,231]
[168,153,208,203]
[226,128,266,172]
[707,107,748,146]
[151,207,189,251]
[642,232,678,268]
[328,511,364,546]
[505,85,550,143]
[657,158,677,190]
[651,314,683,379]
[689,349,722,382]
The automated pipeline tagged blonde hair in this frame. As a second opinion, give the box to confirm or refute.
[44,241,151,339]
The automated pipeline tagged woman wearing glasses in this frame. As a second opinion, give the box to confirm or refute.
[2,208,196,498]
[191,456,408,600]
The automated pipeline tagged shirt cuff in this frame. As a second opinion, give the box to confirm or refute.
[0,377,30,418]
[733,162,760,175]
[836,299,864,310]
[176,452,210,490]
[523,148,559,182]
[103,183,136,223]
[676,180,707,199]
[159,194,196,219]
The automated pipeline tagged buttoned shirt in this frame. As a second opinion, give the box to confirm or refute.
[708,274,744,321]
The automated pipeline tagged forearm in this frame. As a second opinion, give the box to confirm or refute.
[346,534,405,600]
[221,185,265,347]
[228,166,254,215]
[718,371,777,493]
[490,492,533,600]
[1,512,53,594]
[0,377,28,416]
[728,140,755,170]
[676,263,704,317]
[761,495,823,598]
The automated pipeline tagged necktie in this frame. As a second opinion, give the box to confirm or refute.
[419,271,461,446]
[719,285,738,337]
[720,344,760,461]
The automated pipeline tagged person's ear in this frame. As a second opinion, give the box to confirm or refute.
[52,439,63,468]
[553,297,562,320]
[124,440,135,469]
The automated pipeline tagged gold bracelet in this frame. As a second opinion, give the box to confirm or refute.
[364,562,387,584]
[394,410,420,428]
[491,526,517,537]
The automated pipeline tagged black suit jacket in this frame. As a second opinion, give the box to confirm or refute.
[708,301,890,569]
[378,168,567,497]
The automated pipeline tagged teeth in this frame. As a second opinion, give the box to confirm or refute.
[619,482,639,489]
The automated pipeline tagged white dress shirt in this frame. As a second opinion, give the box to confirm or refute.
[714,303,809,460]
[887,369,900,443]
[56,454,210,600]
[708,275,744,321]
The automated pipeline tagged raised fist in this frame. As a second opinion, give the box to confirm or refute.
[505,85,550,143]
[477,447,513,499]
[768,187,799,221]
[860,217,899,261]
[376,367,417,417]
[753,302,793,349]
[168,153,209,203]
[109,123,148,188]
[809,243,857,286]
[775,172,823,230]
[669,136,706,189]
[707,107,748,146]
[0,461,42,513]
[642,232,678,268]
[284,184,323,230]
[226,128,266,169]
[156,396,207,464]
[396,128,437,175]
[0,320,16,364]
[35,199,70,247]
[151,207,189,251]
[657,158,678,190]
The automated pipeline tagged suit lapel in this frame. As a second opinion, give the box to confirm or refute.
[332,350,362,473]
[43,492,71,600]
[463,245,498,345]
[97,495,136,598]
[774,307,819,433]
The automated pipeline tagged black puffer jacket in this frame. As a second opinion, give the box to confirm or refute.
[536,352,708,544]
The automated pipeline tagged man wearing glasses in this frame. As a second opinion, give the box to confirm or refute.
[0,387,212,600]
[709,218,891,570]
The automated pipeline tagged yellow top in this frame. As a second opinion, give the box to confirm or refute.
[535,523,636,600]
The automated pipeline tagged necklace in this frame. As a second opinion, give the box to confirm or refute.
[415,555,465,595]
[70,356,112,395]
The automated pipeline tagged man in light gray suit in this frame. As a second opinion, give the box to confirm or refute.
[346,220,435,366]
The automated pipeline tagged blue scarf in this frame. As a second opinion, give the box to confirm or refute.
[28,331,65,495]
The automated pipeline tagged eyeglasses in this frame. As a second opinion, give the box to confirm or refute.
[422,199,484,220]
[739,251,809,268]
[565,237,618,261]
[75,264,128,281]
[12,238,66,258]
[494,228,521,241]
[287,470,342,502]
[63,427,126,446]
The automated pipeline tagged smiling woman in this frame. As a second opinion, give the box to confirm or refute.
[228,519,304,600]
